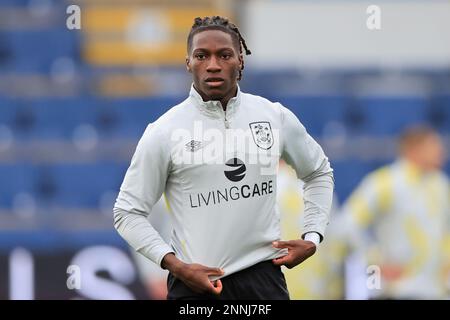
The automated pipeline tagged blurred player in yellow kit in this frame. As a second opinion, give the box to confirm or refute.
[278,161,344,299]
[338,126,450,299]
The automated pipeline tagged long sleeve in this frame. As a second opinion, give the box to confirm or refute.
[113,123,174,267]
[280,105,334,241]
[333,164,397,257]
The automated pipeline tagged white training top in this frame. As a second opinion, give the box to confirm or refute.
[114,85,334,278]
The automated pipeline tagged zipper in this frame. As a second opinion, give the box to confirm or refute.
[223,108,230,129]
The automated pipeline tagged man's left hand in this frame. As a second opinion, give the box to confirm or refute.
[272,239,317,269]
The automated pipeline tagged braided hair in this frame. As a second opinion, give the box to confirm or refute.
[187,16,251,81]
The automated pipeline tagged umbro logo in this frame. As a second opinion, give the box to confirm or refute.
[185,140,202,152]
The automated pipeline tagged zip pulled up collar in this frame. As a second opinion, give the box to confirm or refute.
[188,84,241,120]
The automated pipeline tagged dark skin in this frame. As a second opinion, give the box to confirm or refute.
[272,240,317,268]
[161,29,317,296]
[186,30,242,110]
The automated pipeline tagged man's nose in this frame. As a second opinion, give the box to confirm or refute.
[206,56,221,72]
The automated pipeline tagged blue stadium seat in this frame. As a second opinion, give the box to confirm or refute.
[5,97,180,140]
[427,95,450,132]
[0,164,36,208]
[241,70,303,97]
[12,98,96,139]
[108,97,182,137]
[445,162,450,178]
[0,163,128,210]
[356,97,428,135]
[50,163,127,208]
[0,97,17,126]
[4,29,80,73]
[277,96,347,137]
[0,0,30,7]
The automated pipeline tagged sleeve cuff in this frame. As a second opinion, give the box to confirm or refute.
[157,249,176,269]
[304,232,321,247]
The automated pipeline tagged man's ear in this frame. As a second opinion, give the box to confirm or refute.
[239,54,244,71]
[186,56,192,73]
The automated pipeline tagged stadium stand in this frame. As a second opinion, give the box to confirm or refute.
[0,0,448,266]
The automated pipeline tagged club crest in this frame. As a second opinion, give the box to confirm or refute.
[249,121,273,150]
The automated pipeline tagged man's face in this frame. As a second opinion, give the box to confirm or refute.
[408,133,445,171]
[187,30,242,105]
[417,134,445,171]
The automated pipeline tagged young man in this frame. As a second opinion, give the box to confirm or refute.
[114,16,334,300]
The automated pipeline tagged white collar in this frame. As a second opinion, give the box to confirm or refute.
[188,84,241,119]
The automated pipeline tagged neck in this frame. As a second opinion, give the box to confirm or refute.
[402,157,428,173]
[219,86,238,111]
[194,85,238,111]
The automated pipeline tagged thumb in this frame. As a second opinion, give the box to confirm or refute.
[210,279,223,295]
[272,240,290,249]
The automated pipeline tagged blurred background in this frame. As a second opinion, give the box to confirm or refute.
[0,0,449,299]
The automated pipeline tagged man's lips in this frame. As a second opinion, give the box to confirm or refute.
[205,78,225,87]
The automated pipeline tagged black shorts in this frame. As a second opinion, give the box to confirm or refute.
[167,260,290,300]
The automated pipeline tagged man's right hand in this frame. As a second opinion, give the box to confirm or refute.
[161,253,224,295]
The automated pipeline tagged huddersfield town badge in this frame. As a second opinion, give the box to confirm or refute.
[249,121,274,150]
